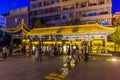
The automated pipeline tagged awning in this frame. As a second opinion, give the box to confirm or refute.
[27,23,115,36]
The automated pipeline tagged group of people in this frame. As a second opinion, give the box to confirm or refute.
[1,45,13,60]
[32,45,63,61]
[67,45,89,65]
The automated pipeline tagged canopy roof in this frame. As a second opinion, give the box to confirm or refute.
[2,19,31,34]
[3,19,115,36]
[28,23,114,36]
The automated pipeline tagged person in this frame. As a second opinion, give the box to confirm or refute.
[84,52,89,61]
[67,56,72,70]
[35,46,39,61]
[84,44,89,61]
[71,46,76,61]
[75,45,80,62]
[2,46,7,59]
[8,45,13,56]
[38,46,42,61]
[67,47,70,55]
[22,45,26,55]
[48,46,54,58]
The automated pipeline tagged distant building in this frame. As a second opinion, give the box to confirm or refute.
[6,7,29,28]
[0,15,6,29]
[30,0,112,27]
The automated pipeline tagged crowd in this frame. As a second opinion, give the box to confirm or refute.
[1,45,13,60]
[0,44,89,64]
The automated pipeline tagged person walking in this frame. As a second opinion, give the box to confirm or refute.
[35,46,39,61]
[8,45,13,56]
[2,46,7,60]
[38,46,42,61]
[22,45,26,55]
[75,45,80,62]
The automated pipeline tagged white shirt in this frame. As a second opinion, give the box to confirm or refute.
[2,47,7,53]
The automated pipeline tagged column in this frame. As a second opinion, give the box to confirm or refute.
[88,33,91,53]
[105,34,107,54]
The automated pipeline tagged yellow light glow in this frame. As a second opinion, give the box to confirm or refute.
[112,58,117,62]
[106,58,120,62]
[73,46,76,49]
[63,46,67,53]
[31,41,39,45]
[32,45,35,51]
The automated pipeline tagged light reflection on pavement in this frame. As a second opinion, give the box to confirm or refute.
[43,56,120,80]
[44,57,76,80]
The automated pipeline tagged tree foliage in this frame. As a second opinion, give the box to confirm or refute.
[110,26,120,45]
[110,15,120,45]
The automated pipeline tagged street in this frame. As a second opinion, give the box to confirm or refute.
[0,55,67,80]
[0,55,120,80]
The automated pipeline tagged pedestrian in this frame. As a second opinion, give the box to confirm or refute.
[38,46,42,61]
[67,56,72,70]
[67,47,70,55]
[2,46,7,60]
[22,45,26,55]
[8,45,13,56]
[35,46,39,61]
[75,45,80,62]
[48,46,54,58]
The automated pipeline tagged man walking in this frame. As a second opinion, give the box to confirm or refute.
[2,46,7,60]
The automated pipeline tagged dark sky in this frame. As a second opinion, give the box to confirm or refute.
[112,0,120,14]
[0,0,120,15]
[0,0,30,15]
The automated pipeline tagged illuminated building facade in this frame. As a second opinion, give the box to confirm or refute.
[30,0,112,27]
[6,7,29,28]
[3,20,116,54]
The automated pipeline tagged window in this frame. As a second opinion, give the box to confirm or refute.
[15,18,18,23]
[31,0,36,1]
[89,0,98,6]
[44,1,47,6]
[63,0,69,2]
[31,4,36,8]
[52,0,59,4]
[38,2,42,7]
[81,1,87,7]
[106,0,111,3]
[34,11,38,15]
[98,0,105,4]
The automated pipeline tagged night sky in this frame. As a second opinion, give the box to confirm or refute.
[112,0,120,14]
[0,0,120,15]
[0,0,30,15]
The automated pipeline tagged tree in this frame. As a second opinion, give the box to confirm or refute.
[110,26,120,44]
[110,14,120,52]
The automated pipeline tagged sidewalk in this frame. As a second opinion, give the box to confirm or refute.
[64,56,120,80]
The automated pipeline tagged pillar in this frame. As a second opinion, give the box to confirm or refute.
[105,35,108,54]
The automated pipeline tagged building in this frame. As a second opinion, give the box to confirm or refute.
[6,7,29,28]
[30,0,112,27]
[3,20,115,54]
[0,15,6,29]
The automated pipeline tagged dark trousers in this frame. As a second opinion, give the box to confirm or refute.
[3,53,7,59]
[9,52,12,56]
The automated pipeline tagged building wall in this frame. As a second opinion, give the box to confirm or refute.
[6,7,29,28]
[0,15,6,28]
[30,0,112,27]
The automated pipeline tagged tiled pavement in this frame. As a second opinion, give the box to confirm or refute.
[0,55,68,80]
[64,56,120,80]
[0,54,120,80]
